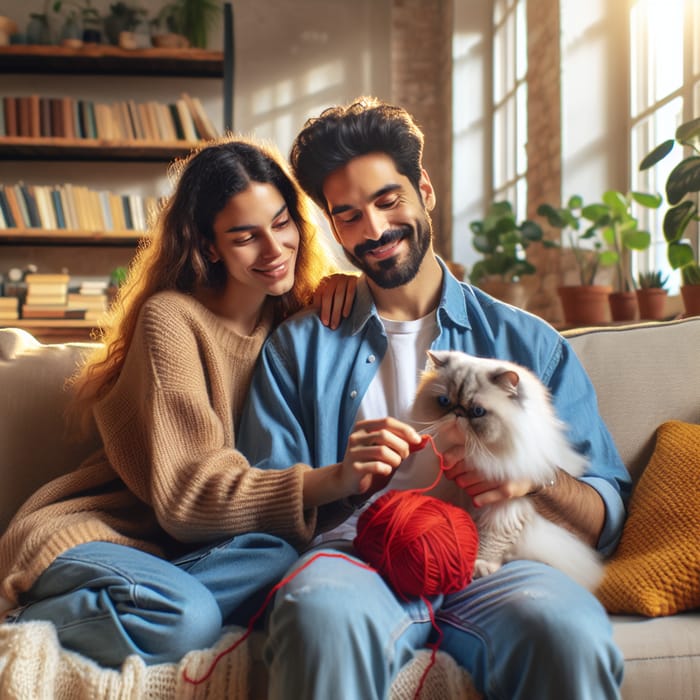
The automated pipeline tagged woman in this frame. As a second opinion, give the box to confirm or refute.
[0,137,419,667]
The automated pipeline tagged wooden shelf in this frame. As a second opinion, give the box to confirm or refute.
[0,230,144,246]
[0,45,224,78]
[0,319,103,343]
[0,137,200,162]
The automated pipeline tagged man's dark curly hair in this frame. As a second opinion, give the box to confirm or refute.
[290,96,425,212]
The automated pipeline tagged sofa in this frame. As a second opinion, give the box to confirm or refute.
[0,318,698,699]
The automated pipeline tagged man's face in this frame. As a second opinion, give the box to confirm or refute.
[322,153,434,289]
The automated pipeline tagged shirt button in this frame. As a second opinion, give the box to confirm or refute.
[367,354,376,363]
[350,390,358,399]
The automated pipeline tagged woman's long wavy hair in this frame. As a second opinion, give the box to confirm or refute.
[70,136,335,426]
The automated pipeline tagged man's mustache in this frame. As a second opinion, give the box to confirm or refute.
[354,226,412,258]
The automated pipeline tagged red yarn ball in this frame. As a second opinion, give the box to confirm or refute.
[354,490,479,599]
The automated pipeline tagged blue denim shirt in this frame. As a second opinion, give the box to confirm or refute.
[238,261,631,555]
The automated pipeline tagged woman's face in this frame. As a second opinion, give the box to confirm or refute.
[210,182,300,300]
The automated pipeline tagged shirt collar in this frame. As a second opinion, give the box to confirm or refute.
[348,256,473,335]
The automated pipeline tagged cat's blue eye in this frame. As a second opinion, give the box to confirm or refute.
[469,405,487,418]
[437,395,451,407]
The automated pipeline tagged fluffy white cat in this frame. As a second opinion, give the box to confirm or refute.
[411,350,604,591]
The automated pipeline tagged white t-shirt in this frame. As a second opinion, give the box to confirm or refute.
[317,309,466,544]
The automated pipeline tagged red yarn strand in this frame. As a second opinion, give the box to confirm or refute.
[183,434,479,700]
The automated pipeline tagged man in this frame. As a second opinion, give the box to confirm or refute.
[238,97,630,699]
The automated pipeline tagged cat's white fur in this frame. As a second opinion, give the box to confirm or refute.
[412,350,603,591]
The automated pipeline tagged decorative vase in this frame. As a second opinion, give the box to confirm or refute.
[608,291,638,322]
[636,288,668,321]
[557,285,612,326]
[680,285,700,317]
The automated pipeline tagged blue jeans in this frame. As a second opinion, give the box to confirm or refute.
[16,535,298,667]
[265,548,624,700]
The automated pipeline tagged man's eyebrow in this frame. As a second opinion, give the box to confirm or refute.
[329,184,401,217]
[223,203,288,233]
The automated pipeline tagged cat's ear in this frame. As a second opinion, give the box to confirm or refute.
[491,369,520,395]
[426,350,449,368]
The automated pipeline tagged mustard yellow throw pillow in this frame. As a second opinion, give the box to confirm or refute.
[597,420,700,616]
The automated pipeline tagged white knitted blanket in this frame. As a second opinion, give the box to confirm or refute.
[0,622,481,700]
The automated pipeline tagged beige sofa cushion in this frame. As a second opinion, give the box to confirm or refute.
[0,328,101,533]
[565,317,700,482]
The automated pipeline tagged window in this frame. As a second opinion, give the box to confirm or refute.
[492,0,528,221]
[629,0,700,293]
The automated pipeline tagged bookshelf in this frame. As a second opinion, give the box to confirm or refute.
[0,6,233,341]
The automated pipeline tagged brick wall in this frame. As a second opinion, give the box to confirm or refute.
[390,0,453,260]
[526,0,566,322]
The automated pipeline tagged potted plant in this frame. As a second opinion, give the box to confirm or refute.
[152,0,219,49]
[469,200,550,307]
[636,270,669,320]
[582,189,660,321]
[537,195,616,325]
[104,2,149,46]
[53,0,102,43]
[639,116,700,316]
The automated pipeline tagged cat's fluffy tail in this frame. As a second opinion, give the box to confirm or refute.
[514,514,604,591]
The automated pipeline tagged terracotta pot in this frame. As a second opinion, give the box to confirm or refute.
[608,291,638,322]
[680,284,700,317]
[557,285,612,326]
[477,278,530,308]
[635,288,668,321]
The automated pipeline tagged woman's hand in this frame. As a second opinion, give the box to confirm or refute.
[313,273,358,329]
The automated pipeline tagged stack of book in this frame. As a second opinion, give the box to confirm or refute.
[0,297,19,321]
[21,272,81,319]
[67,277,110,321]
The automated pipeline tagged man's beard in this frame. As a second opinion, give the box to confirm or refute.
[342,214,432,289]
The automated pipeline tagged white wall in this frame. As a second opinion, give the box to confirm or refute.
[451,0,491,273]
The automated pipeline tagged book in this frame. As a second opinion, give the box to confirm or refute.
[16,96,31,137]
[181,93,218,141]
[0,310,20,320]
[168,103,186,141]
[39,96,52,137]
[12,184,31,228]
[0,297,20,309]
[6,186,26,228]
[50,97,64,138]
[22,306,85,320]
[61,97,75,139]
[0,187,16,228]
[175,98,199,142]
[24,294,68,305]
[18,184,41,228]
[29,94,41,138]
[3,97,17,137]
[25,273,71,284]
[51,188,66,228]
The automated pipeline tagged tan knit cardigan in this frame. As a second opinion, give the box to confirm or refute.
[0,291,316,604]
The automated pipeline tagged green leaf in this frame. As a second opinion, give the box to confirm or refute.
[663,201,696,242]
[668,241,695,269]
[567,194,583,209]
[519,220,543,242]
[469,221,483,234]
[666,156,700,205]
[537,204,566,228]
[602,190,628,215]
[639,139,675,170]
[676,117,700,153]
[581,203,609,222]
[601,226,616,246]
[622,230,651,250]
[472,233,495,254]
[631,191,663,209]
[489,201,514,217]
[598,250,618,267]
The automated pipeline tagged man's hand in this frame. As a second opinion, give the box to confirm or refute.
[341,417,422,497]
